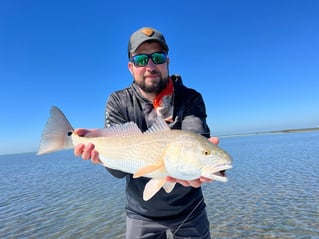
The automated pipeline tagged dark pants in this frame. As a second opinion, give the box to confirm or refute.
[125,208,211,239]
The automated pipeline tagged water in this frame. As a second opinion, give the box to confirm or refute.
[1,132,318,238]
[205,131,319,239]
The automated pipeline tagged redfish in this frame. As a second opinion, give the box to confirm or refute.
[37,106,232,200]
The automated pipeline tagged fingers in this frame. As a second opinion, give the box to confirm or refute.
[185,178,213,187]
[200,177,213,183]
[166,177,210,188]
[180,179,201,188]
[187,179,202,188]
[74,144,85,157]
[74,128,90,137]
[74,128,109,137]
[209,137,219,145]
[91,150,101,164]
[166,177,190,187]
[166,176,176,183]
[74,143,101,164]
[82,143,95,160]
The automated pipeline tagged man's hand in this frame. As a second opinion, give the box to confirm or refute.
[166,176,213,188]
[209,136,219,145]
[73,128,101,164]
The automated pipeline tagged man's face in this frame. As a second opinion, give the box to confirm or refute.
[128,41,169,96]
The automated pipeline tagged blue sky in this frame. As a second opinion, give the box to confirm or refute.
[0,0,318,155]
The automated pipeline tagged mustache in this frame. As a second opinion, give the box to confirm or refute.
[145,69,160,76]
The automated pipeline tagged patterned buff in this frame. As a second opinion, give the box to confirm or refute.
[153,77,174,122]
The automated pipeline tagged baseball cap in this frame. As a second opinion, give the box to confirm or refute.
[128,27,169,58]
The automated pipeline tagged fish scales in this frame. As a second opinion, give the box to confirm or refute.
[71,131,185,178]
[37,106,233,200]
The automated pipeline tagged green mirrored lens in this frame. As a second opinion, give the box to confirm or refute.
[151,53,166,64]
[134,55,149,67]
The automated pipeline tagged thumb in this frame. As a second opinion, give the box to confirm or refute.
[73,128,90,137]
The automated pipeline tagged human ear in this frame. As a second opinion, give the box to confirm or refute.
[128,62,134,74]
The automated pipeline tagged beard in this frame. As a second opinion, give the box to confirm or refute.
[136,75,168,94]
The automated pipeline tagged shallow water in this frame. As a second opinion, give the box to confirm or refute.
[1,131,318,238]
[205,131,319,238]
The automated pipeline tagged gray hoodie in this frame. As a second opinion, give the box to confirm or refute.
[104,75,211,221]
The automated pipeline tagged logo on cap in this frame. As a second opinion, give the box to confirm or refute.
[141,28,155,37]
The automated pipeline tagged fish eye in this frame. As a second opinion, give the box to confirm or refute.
[203,150,210,156]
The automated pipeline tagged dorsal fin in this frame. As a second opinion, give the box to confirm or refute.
[145,117,170,134]
[101,122,142,137]
[101,117,169,137]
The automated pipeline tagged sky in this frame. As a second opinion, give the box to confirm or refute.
[0,0,318,155]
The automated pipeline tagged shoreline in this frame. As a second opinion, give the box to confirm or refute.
[219,127,319,138]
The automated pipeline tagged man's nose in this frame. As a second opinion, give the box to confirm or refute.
[145,58,157,69]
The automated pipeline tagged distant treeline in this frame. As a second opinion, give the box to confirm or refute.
[268,128,319,134]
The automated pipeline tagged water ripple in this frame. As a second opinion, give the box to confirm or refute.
[1,132,318,238]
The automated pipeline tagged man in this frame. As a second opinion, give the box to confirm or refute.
[74,27,218,239]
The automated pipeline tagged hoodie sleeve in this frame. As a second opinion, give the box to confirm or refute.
[182,92,211,138]
[172,76,211,138]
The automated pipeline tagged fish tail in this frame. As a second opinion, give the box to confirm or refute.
[37,106,74,155]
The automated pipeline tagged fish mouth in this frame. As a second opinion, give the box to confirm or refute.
[206,164,232,182]
[219,170,226,177]
[213,170,227,181]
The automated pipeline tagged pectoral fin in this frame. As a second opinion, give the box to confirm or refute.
[143,178,167,201]
[133,161,165,178]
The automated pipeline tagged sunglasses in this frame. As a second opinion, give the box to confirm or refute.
[130,52,167,67]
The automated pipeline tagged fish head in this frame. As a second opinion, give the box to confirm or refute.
[163,132,232,182]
